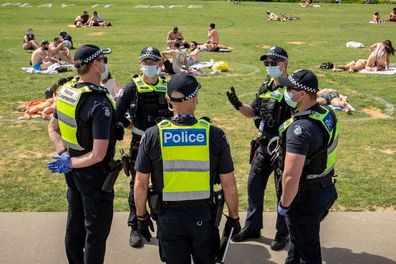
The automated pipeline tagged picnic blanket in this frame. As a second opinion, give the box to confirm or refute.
[21,63,75,75]
[359,66,396,75]
[346,41,364,48]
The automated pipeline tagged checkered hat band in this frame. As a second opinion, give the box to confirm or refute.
[140,53,161,61]
[83,49,102,64]
[185,84,200,100]
[267,52,287,61]
[168,84,200,102]
[288,75,316,93]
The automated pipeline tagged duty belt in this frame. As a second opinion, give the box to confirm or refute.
[163,199,210,208]
[304,176,335,192]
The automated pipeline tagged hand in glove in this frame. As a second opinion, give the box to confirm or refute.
[224,216,241,238]
[226,87,243,110]
[277,202,290,216]
[137,212,155,242]
[47,152,72,173]
[115,122,125,141]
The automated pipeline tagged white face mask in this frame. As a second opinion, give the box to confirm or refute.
[100,64,109,81]
[284,90,298,108]
[266,66,282,78]
[141,65,158,77]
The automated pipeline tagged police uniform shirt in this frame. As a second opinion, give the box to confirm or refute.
[286,104,325,157]
[135,117,234,191]
[250,76,272,113]
[115,77,160,128]
[54,82,116,192]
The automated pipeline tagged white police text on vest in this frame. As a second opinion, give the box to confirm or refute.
[162,129,206,146]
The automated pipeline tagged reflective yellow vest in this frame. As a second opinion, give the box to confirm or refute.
[158,119,211,201]
[258,78,287,102]
[279,105,340,179]
[56,83,115,151]
[132,76,167,93]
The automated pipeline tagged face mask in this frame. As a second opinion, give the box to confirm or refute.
[141,65,158,77]
[101,64,109,81]
[284,90,298,108]
[266,66,282,78]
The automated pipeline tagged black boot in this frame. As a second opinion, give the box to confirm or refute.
[270,233,289,251]
[232,227,261,242]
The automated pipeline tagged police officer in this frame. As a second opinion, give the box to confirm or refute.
[116,47,172,248]
[134,73,241,264]
[227,46,292,250]
[277,69,339,263]
[47,44,117,263]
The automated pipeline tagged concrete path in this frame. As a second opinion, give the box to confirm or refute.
[1,212,395,264]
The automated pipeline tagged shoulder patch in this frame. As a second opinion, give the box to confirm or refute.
[104,107,111,117]
[293,125,303,136]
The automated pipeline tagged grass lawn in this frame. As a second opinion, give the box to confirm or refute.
[0,0,395,212]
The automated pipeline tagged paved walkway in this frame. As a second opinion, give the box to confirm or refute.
[1,212,395,264]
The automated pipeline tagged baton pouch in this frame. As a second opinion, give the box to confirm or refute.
[101,159,122,193]
[249,139,259,164]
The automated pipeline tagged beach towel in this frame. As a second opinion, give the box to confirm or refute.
[328,103,355,112]
[22,63,75,74]
[359,66,396,75]
[346,41,364,48]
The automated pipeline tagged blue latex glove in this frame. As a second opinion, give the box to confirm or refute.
[277,202,290,216]
[48,152,72,173]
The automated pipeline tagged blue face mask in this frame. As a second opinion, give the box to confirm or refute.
[141,65,158,77]
[284,90,298,108]
[266,66,282,78]
[101,64,109,81]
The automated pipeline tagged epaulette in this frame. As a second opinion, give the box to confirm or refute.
[89,84,109,93]
[200,116,211,123]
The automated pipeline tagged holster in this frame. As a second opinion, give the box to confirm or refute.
[249,138,261,164]
[101,159,122,193]
[148,186,163,220]
[212,189,225,227]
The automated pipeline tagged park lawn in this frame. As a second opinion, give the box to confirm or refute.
[0,0,395,211]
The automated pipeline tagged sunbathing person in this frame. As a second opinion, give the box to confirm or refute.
[389,8,396,22]
[317,89,353,115]
[166,26,186,48]
[74,10,90,27]
[31,40,56,71]
[201,23,220,51]
[49,37,73,64]
[60,31,73,49]
[161,42,188,74]
[371,12,382,24]
[334,40,394,72]
[266,10,285,21]
[186,41,200,66]
[300,0,313,8]
[88,11,112,27]
[23,27,40,50]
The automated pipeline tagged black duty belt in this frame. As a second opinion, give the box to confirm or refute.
[304,176,335,192]
[163,199,210,208]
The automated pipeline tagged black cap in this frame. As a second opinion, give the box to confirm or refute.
[74,44,112,64]
[41,40,49,45]
[60,30,67,36]
[279,69,319,93]
[260,46,288,61]
[167,73,201,102]
[140,47,161,62]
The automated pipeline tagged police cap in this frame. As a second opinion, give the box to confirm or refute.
[279,69,319,93]
[167,73,201,102]
[140,47,161,62]
[74,44,112,64]
[260,46,288,61]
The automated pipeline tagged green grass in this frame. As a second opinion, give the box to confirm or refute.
[0,0,395,212]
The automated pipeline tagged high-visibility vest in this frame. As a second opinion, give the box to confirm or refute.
[158,119,211,201]
[132,76,167,93]
[56,83,115,151]
[278,105,340,179]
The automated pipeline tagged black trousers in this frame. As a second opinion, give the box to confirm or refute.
[128,134,141,230]
[244,146,288,237]
[285,185,337,264]
[65,181,114,264]
[157,203,216,264]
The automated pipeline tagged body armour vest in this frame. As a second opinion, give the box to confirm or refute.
[56,82,115,153]
[277,105,340,181]
[131,76,171,131]
[257,77,292,135]
[158,119,211,202]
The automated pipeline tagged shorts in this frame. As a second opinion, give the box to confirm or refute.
[33,62,43,71]
[186,57,196,67]
[320,90,339,104]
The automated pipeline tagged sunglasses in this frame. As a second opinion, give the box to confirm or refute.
[96,56,108,64]
[263,60,278,67]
